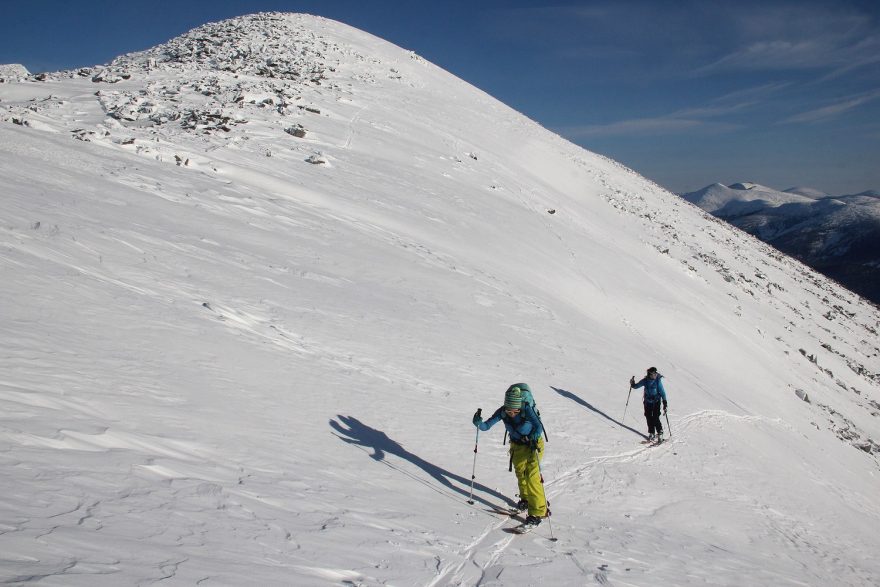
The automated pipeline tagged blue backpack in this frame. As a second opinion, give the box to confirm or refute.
[506,383,547,441]
[509,382,536,412]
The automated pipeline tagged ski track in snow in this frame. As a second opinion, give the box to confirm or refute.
[430,404,880,587]
[428,514,521,587]
[428,410,787,587]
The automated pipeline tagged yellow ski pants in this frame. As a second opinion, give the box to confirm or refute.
[510,436,547,517]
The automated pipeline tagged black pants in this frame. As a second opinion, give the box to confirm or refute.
[644,402,663,435]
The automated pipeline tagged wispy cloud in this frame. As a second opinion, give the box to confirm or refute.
[490,1,879,153]
[559,116,744,139]
[486,2,715,79]
[814,40,880,83]
[714,82,793,100]
[675,82,790,118]
[560,117,705,139]
[560,83,785,139]
[695,40,830,74]
[782,90,880,124]
[691,4,877,75]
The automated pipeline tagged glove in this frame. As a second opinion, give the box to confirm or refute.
[472,408,483,427]
[629,376,635,388]
[663,400,668,413]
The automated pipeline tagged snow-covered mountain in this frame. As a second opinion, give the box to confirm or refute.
[2,13,879,586]
[682,182,880,305]
[682,182,817,216]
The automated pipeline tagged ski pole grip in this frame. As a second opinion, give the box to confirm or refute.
[477,408,482,417]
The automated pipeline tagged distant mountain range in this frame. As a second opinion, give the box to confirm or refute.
[681,182,880,305]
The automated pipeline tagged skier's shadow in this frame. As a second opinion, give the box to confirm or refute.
[551,386,647,439]
[330,415,512,508]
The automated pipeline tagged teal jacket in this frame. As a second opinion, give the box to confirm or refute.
[473,403,543,444]
[633,375,667,405]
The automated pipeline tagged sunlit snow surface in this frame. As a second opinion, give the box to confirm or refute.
[1,13,879,586]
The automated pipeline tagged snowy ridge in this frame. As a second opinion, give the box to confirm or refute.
[682,182,880,304]
[681,181,816,215]
[1,12,880,586]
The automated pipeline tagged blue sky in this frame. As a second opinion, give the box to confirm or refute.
[1,0,878,194]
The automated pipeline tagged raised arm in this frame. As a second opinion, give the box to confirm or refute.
[473,406,504,431]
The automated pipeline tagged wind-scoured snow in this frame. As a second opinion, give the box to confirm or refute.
[1,12,879,586]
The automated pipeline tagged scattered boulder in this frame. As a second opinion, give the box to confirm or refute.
[181,109,245,133]
[285,124,307,138]
[92,69,132,83]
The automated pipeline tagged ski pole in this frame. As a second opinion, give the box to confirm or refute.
[665,408,671,437]
[623,378,634,421]
[536,449,557,542]
[467,409,482,504]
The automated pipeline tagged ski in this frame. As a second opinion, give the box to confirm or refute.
[506,524,535,534]
[505,519,541,534]
[640,437,665,446]
[486,506,526,518]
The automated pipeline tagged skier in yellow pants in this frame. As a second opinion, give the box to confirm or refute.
[473,385,547,530]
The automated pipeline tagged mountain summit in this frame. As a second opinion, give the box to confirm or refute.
[92,13,374,132]
[2,13,879,585]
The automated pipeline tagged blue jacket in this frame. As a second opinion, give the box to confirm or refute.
[473,403,543,443]
[633,375,667,404]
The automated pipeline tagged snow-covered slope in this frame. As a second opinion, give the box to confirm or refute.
[2,13,879,586]
[683,183,880,305]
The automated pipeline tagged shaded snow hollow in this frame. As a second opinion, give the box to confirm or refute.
[1,12,879,586]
